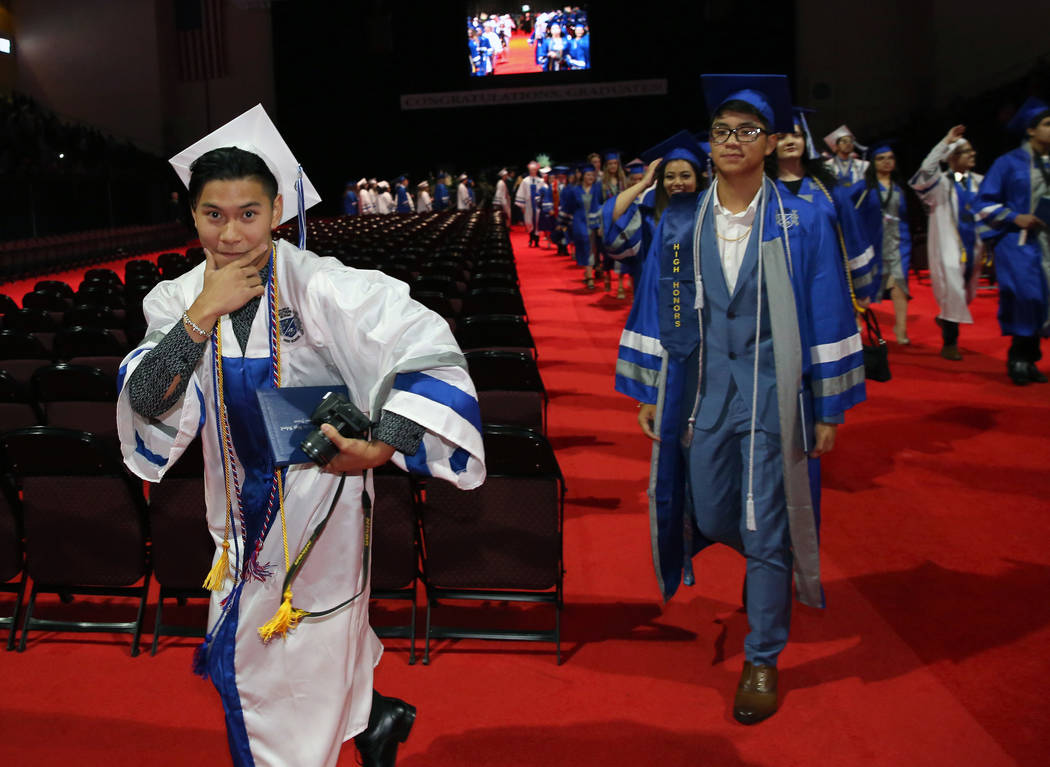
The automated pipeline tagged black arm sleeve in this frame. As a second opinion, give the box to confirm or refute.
[372,410,426,456]
[126,320,208,419]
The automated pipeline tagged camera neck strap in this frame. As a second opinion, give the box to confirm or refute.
[272,470,373,623]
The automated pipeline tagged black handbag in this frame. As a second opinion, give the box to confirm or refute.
[862,310,891,382]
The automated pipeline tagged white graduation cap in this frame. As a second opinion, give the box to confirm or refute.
[458,173,468,181]
[417,180,429,189]
[823,124,859,153]
[169,104,321,226]
[357,177,368,187]
[498,168,509,176]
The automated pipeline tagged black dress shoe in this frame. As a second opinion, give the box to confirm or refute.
[1008,361,1031,386]
[1027,363,1048,383]
[355,691,416,767]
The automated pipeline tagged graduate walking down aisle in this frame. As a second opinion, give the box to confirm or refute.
[117,105,485,767]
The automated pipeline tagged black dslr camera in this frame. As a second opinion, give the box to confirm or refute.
[300,391,373,467]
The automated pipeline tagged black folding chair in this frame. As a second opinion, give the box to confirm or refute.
[370,465,423,664]
[2,427,151,655]
[456,314,537,359]
[465,350,547,433]
[420,425,565,664]
[31,364,118,448]
[148,438,211,655]
[0,470,26,651]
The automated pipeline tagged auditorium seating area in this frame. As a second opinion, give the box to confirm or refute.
[0,208,565,662]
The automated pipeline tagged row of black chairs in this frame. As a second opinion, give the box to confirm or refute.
[0,425,565,664]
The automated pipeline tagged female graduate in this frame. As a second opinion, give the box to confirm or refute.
[909,124,985,361]
[118,105,485,767]
[771,110,877,308]
[852,142,912,344]
[601,130,707,291]
[600,152,630,297]
[558,164,603,288]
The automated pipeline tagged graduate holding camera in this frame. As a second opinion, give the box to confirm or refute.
[117,105,485,767]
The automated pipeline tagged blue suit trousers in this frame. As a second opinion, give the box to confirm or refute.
[684,383,792,667]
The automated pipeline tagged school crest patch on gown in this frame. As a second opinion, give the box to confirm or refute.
[279,306,302,342]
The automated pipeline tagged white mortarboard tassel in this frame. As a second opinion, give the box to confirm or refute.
[168,104,321,248]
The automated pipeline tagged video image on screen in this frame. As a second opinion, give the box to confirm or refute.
[467,6,590,76]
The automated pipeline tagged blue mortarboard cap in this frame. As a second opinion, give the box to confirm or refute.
[640,130,706,169]
[869,138,898,157]
[792,106,821,160]
[625,159,646,175]
[1007,96,1050,135]
[576,162,596,174]
[603,149,621,162]
[552,164,570,174]
[396,174,407,183]
[701,74,794,134]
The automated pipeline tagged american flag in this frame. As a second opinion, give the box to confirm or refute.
[176,0,227,81]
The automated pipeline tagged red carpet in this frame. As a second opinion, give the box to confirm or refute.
[492,30,541,76]
[2,227,1049,766]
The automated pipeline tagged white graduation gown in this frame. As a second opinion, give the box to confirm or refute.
[910,140,985,323]
[117,240,485,767]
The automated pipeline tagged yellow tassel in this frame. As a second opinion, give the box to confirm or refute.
[258,589,306,642]
[203,540,231,591]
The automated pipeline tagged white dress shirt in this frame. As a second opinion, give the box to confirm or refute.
[713,184,761,294]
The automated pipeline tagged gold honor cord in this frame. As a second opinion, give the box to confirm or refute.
[811,178,866,314]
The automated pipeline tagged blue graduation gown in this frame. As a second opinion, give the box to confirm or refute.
[778,176,877,304]
[850,180,911,298]
[434,183,450,210]
[975,143,1050,337]
[559,183,602,266]
[615,179,865,605]
[395,186,412,213]
[601,188,657,284]
[342,190,358,217]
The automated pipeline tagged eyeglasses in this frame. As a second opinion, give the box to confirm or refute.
[710,126,766,144]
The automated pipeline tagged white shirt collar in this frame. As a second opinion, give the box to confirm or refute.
[713,182,762,222]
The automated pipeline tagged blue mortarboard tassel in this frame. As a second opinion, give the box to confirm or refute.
[295,165,306,250]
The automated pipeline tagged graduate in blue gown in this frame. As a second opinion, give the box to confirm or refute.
[975,97,1050,385]
[615,75,864,725]
[566,24,590,69]
[558,163,603,288]
[433,172,451,211]
[602,132,707,289]
[394,176,413,213]
[342,181,359,216]
[850,141,912,343]
[770,109,876,308]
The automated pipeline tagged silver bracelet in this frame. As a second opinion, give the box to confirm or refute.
[182,311,209,338]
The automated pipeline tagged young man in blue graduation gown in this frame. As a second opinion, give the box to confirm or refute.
[433,172,450,211]
[975,97,1050,384]
[615,75,865,724]
[394,176,413,213]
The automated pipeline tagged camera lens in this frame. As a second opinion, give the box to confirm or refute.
[300,428,338,466]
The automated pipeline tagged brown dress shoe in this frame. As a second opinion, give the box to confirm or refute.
[940,345,963,361]
[733,662,778,725]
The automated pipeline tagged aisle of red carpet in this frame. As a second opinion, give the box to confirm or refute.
[2,227,1048,765]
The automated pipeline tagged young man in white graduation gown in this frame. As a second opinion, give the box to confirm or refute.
[823,124,869,185]
[910,124,985,360]
[116,104,485,767]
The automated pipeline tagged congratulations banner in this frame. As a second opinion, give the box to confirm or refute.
[400,79,668,110]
